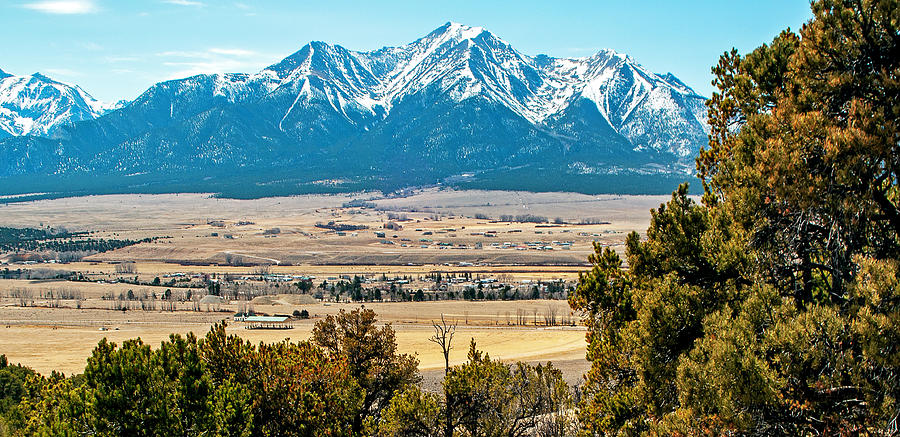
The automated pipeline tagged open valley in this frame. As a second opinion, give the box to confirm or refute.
[0,188,664,382]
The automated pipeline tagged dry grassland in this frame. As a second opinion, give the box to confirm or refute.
[0,301,585,377]
[0,189,661,380]
[0,188,665,269]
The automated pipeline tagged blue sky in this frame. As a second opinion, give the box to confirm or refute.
[1,0,813,102]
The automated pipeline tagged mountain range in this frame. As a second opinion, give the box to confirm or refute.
[0,23,708,198]
[0,68,121,139]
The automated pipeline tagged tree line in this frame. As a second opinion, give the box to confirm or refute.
[0,226,158,258]
[0,309,574,436]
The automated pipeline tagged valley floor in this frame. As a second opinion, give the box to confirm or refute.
[0,188,659,382]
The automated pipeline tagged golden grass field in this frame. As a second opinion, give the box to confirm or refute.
[0,301,585,376]
[0,189,663,381]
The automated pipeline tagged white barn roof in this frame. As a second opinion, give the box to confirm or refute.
[242,315,290,323]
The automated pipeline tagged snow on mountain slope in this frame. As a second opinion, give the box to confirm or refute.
[367,22,544,115]
[0,23,706,151]
[0,70,114,138]
[236,22,708,156]
[255,41,385,129]
[0,23,710,192]
[559,50,708,156]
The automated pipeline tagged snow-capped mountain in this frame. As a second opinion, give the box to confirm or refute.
[240,22,707,157]
[0,23,709,195]
[0,69,116,138]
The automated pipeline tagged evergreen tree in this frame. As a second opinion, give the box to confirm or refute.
[381,340,575,437]
[571,1,900,433]
[16,324,362,436]
[312,309,419,435]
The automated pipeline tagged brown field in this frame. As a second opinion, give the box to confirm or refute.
[0,189,666,268]
[0,189,662,382]
[0,300,588,385]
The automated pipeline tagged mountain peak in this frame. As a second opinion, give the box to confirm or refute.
[587,48,631,63]
[0,70,113,138]
[31,72,56,83]
[0,24,710,190]
[429,22,491,42]
[308,40,332,49]
[259,39,368,85]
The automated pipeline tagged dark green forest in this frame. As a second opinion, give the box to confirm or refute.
[0,227,154,255]
[1,0,899,435]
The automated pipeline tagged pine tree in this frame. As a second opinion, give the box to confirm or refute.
[572,0,900,433]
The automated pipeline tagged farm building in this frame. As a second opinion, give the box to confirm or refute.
[236,315,293,329]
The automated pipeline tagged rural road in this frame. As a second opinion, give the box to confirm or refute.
[223,251,281,265]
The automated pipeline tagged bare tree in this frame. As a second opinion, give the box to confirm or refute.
[544,305,559,326]
[428,314,457,375]
[253,264,271,276]
[11,288,33,307]
[115,261,137,274]
[429,314,457,437]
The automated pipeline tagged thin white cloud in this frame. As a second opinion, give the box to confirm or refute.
[162,0,205,6]
[233,2,254,16]
[80,41,103,51]
[106,56,140,63]
[157,50,210,58]
[209,48,258,57]
[563,47,601,55]
[157,48,261,60]
[22,0,98,14]
[163,60,250,79]
[43,68,82,77]
[156,47,274,79]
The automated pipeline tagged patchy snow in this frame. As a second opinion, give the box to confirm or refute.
[239,23,708,155]
[0,23,709,160]
[0,71,115,137]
